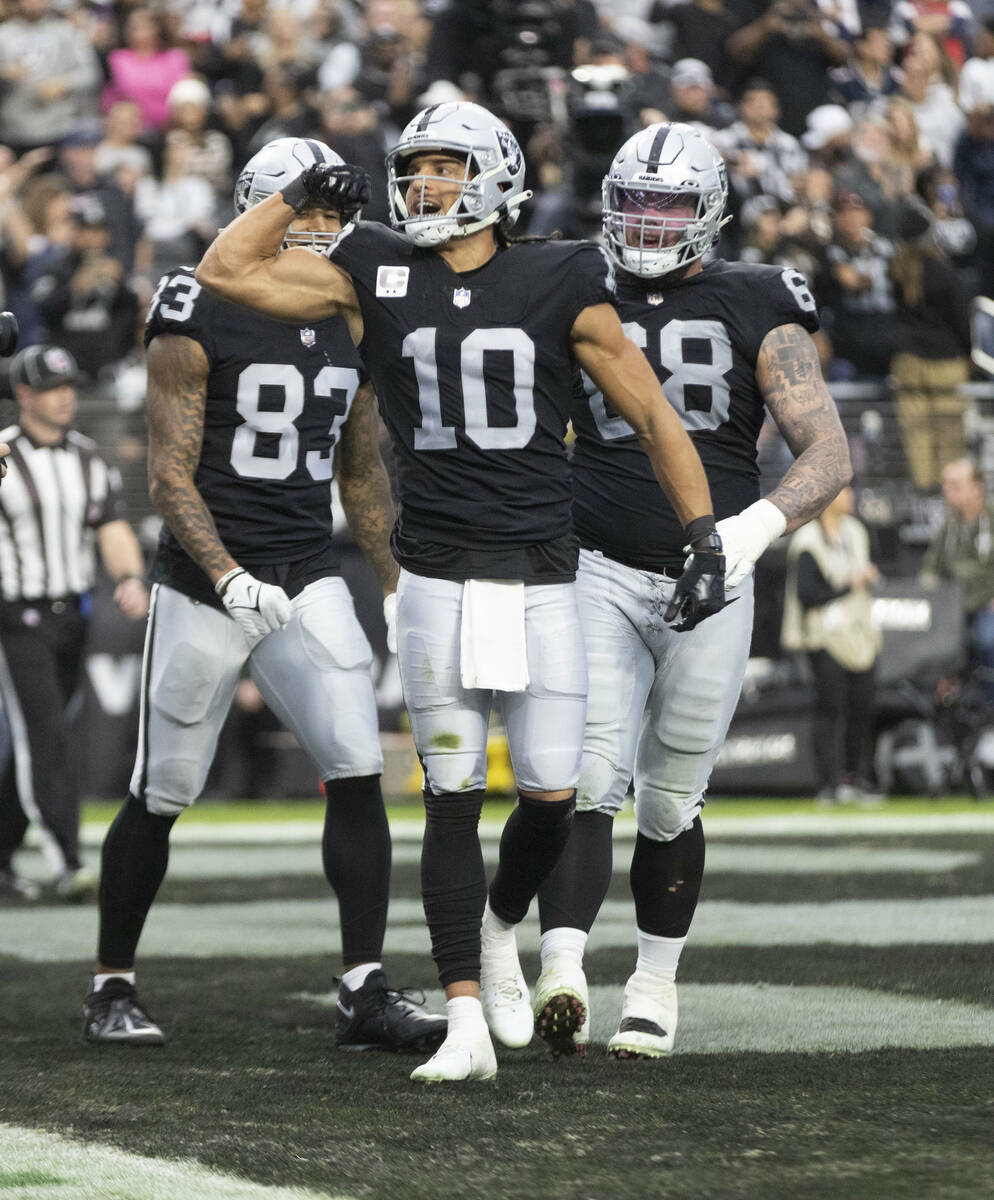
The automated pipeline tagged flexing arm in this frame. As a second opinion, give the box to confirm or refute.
[571,303,714,528]
[758,322,852,533]
[146,333,237,585]
[336,382,399,597]
[194,193,357,328]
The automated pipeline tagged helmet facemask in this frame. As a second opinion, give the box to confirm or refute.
[604,184,718,276]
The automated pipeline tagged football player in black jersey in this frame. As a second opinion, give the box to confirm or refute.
[82,139,446,1056]
[196,102,725,1082]
[534,123,853,1059]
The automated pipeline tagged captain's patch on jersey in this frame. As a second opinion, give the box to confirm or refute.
[376,265,410,297]
[452,287,471,308]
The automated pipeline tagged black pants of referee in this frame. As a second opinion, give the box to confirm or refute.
[0,598,87,876]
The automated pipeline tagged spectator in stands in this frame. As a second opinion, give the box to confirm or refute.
[726,0,850,137]
[921,458,994,700]
[655,0,739,85]
[953,103,994,299]
[0,0,101,155]
[916,164,978,275]
[823,189,896,377]
[832,110,920,238]
[101,7,192,133]
[0,147,47,317]
[255,6,324,86]
[889,0,975,69]
[55,129,143,274]
[781,486,884,806]
[890,201,972,491]
[738,193,785,262]
[30,194,140,381]
[243,64,321,158]
[958,18,994,116]
[712,78,808,213]
[828,19,901,116]
[352,25,423,135]
[898,32,965,167]
[163,77,233,200]
[311,1,362,94]
[133,133,216,281]
[665,58,735,132]
[14,172,74,344]
[95,101,154,183]
[800,102,854,167]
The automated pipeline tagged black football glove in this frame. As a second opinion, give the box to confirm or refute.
[280,163,372,218]
[663,523,730,633]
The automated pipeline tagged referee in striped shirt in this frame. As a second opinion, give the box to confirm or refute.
[0,344,148,901]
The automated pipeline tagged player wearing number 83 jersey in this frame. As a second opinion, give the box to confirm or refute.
[85,139,449,1057]
[535,123,853,1060]
[197,101,723,1082]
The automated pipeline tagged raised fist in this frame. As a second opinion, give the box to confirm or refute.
[281,163,371,218]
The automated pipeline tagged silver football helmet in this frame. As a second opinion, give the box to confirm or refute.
[386,102,531,247]
[234,137,352,255]
[602,123,730,277]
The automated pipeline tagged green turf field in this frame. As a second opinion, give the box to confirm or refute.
[2,800,993,1200]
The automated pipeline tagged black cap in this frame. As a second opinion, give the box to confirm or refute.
[10,344,79,392]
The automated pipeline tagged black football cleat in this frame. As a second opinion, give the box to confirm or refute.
[335,969,447,1054]
[82,978,165,1046]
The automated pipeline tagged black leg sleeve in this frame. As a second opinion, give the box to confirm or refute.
[488,790,576,927]
[537,809,615,934]
[97,793,178,968]
[421,790,487,987]
[322,774,391,968]
[629,816,706,939]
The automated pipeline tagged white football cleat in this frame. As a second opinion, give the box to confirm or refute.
[479,939,533,1048]
[410,1027,497,1082]
[533,956,589,1057]
[607,973,678,1059]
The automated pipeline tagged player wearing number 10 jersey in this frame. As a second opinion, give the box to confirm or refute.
[197,101,723,1082]
[84,138,446,1056]
[534,123,853,1059]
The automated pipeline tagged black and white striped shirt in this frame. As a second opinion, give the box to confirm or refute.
[0,424,121,602]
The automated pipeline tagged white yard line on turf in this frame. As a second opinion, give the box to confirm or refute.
[5,895,994,962]
[14,844,982,882]
[0,1125,349,1200]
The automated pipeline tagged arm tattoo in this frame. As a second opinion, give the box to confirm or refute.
[758,324,852,533]
[146,334,237,582]
[337,383,399,593]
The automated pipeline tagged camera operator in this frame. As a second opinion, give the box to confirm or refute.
[728,1,849,137]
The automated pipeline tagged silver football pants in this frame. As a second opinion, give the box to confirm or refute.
[395,569,587,795]
[131,579,383,815]
[576,548,754,840]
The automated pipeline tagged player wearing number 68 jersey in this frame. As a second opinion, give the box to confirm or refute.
[84,138,447,1057]
[196,101,722,1082]
[534,123,853,1059]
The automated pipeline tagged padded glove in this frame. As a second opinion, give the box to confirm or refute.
[664,523,728,633]
[215,567,293,644]
[280,163,371,218]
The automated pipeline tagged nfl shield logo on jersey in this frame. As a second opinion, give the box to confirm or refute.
[300,327,316,348]
[453,288,471,308]
[647,293,665,306]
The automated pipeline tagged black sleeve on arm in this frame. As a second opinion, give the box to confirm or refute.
[796,550,850,609]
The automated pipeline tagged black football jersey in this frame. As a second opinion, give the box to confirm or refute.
[144,266,366,605]
[571,258,820,572]
[331,222,615,582]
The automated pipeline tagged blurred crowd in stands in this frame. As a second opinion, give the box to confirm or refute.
[0,0,991,405]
